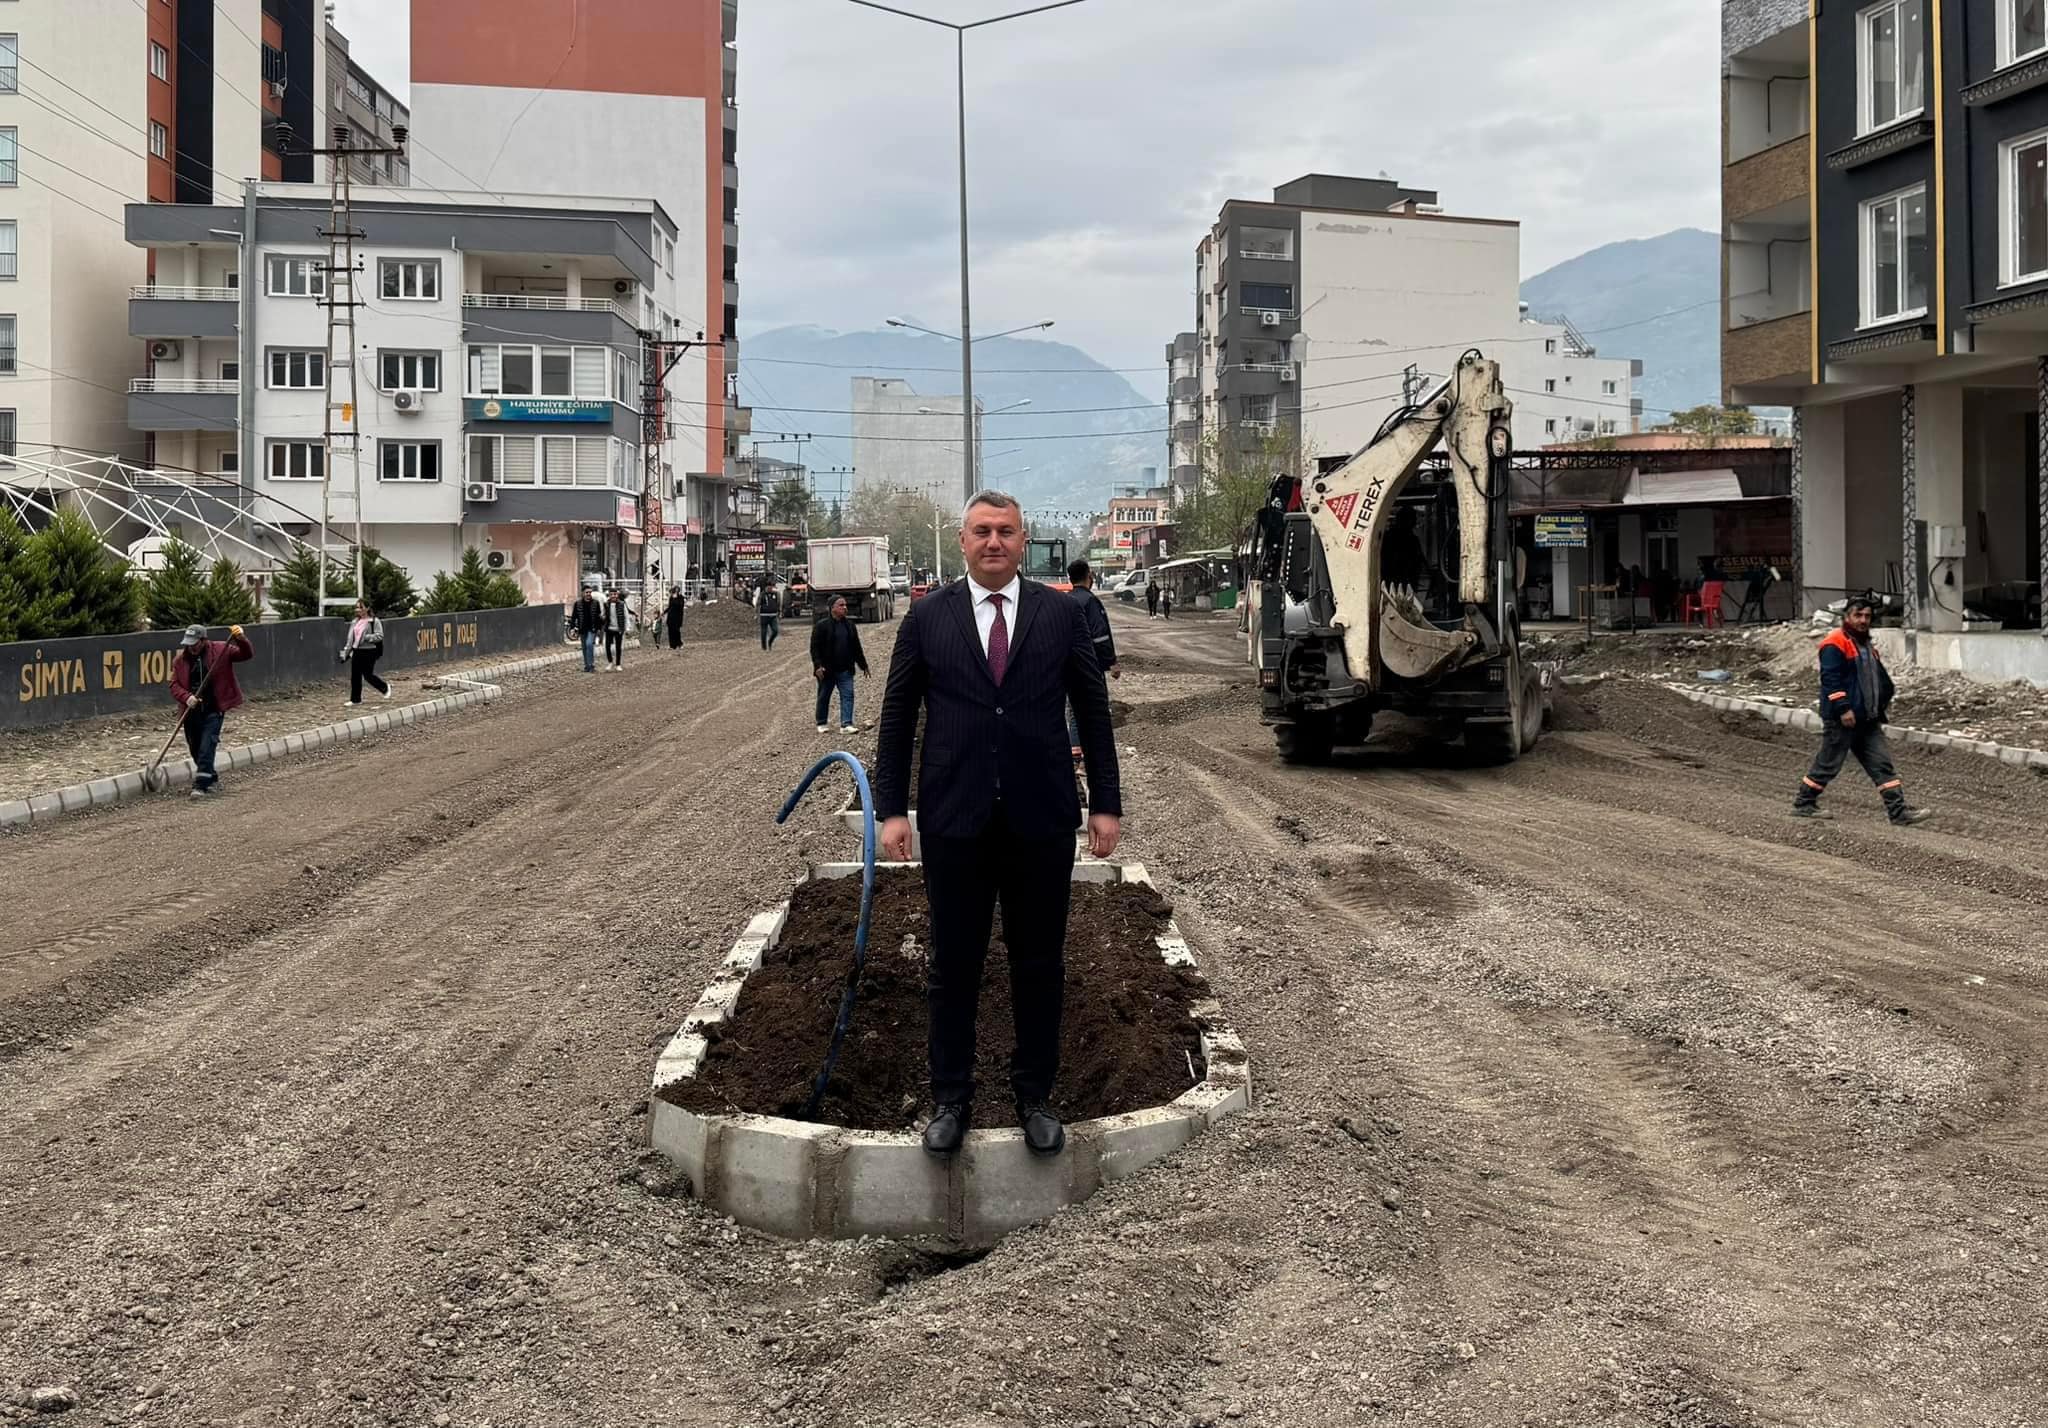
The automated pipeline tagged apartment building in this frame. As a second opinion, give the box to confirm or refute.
[850,377,984,506]
[0,0,326,469]
[125,185,681,605]
[1190,174,1640,481]
[1106,485,1174,569]
[408,0,742,582]
[325,24,408,188]
[1166,332,1200,505]
[1721,0,2048,677]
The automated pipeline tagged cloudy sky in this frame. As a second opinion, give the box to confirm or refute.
[334,0,1718,374]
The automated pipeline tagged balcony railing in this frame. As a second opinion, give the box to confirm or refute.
[129,378,240,394]
[1238,247,1290,261]
[1238,419,1279,435]
[1241,307,1297,322]
[461,293,622,314]
[1231,362,1295,375]
[131,285,238,302]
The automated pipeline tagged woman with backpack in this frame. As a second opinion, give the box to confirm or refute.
[341,599,392,705]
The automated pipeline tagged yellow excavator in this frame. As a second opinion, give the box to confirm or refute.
[1246,352,1548,764]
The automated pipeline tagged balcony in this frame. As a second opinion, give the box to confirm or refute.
[128,379,238,432]
[1238,419,1279,436]
[1722,309,1810,405]
[1237,247,1292,262]
[461,292,635,347]
[130,285,239,340]
[724,161,739,196]
[1724,133,1808,225]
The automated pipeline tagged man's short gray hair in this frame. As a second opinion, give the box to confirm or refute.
[962,489,1023,519]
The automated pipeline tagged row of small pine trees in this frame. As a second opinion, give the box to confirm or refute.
[0,508,527,644]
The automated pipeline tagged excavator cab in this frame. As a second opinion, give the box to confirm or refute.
[1024,537,1072,592]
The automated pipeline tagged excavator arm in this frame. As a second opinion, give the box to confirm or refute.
[1301,355,1512,692]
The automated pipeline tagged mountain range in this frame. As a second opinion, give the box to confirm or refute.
[736,228,1725,514]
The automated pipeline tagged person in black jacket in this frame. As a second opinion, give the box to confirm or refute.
[665,585,686,651]
[568,585,604,672]
[602,588,630,671]
[1065,560,1120,756]
[810,595,869,732]
[875,491,1122,1160]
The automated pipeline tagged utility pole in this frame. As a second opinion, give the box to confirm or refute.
[295,122,408,613]
[640,328,707,617]
[1402,363,1422,407]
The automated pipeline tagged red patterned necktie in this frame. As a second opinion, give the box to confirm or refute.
[986,593,1009,684]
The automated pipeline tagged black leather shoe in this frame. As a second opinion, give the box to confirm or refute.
[922,1103,969,1156]
[1018,1102,1065,1156]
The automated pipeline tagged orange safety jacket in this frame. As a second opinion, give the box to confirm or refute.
[1817,628,1893,727]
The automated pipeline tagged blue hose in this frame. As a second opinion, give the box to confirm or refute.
[776,751,879,1120]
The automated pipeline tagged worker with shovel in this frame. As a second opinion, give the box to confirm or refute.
[170,623,253,798]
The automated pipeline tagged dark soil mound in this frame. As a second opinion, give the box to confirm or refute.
[662,869,1210,1129]
[687,599,768,642]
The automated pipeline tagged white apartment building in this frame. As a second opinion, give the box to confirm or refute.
[1191,174,1642,473]
[0,0,324,471]
[850,377,984,507]
[126,185,682,606]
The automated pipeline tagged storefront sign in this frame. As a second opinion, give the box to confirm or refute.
[614,496,638,528]
[1534,513,1589,549]
[731,538,767,556]
[662,523,689,540]
[773,537,799,551]
[465,398,612,423]
[686,518,703,536]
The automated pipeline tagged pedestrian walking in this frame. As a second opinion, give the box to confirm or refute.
[874,490,1122,1160]
[170,623,253,798]
[665,584,686,651]
[1145,579,1160,619]
[569,583,604,672]
[603,588,630,670]
[758,573,781,651]
[1792,597,1931,825]
[810,595,870,733]
[1065,559,1120,757]
[340,599,392,705]
[1160,585,1174,620]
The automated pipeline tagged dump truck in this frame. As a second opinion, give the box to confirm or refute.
[1246,353,1547,764]
[805,536,896,622]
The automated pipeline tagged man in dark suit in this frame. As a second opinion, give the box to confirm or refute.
[875,490,1123,1158]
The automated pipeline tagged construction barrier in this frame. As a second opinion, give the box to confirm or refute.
[1,604,566,731]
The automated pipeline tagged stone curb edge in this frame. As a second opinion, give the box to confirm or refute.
[647,860,1252,1244]
[1666,683,2048,771]
[0,649,582,832]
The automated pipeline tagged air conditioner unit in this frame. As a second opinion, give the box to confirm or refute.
[269,81,287,99]
[1259,311,1282,327]
[1279,363,1296,382]
[391,389,423,413]
[465,481,498,503]
[614,279,637,295]
[485,549,509,570]
[149,340,182,361]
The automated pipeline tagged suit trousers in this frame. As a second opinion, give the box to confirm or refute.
[921,799,1078,1108]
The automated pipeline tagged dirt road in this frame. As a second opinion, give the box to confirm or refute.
[2,606,2044,1428]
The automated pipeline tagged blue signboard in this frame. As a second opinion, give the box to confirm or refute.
[465,397,611,423]
[1533,513,1589,549]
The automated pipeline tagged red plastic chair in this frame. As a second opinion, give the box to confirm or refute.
[1676,592,1699,626]
[1694,581,1725,628]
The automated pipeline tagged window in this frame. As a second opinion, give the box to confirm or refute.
[1244,394,1277,424]
[1544,418,1558,435]
[347,72,374,108]
[470,433,619,487]
[1543,378,1557,393]
[379,350,440,391]
[466,344,609,399]
[266,349,325,389]
[380,440,441,482]
[1599,420,1619,435]
[1238,224,1292,260]
[267,440,324,481]
[219,359,238,381]
[0,35,16,93]
[266,254,325,297]
[1602,379,1618,395]
[0,315,14,374]
[0,128,15,185]
[0,408,13,468]
[1544,339,1557,354]
[148,122,168,159]
[261,43,286,87]
[1859,0,1925,135]
[2004,130,2048,285]
[1239,282,1294,313]
[379,258,439,301]
[224,269,238,290]
[149,40,170,82]
[0,220,14,280]
[218,451,239,475]
[1862,185,1930,324]
[2001,0,2046,66]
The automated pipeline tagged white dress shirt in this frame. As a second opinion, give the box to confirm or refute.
[967,573,1023,657]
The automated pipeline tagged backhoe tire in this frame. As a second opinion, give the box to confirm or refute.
[1469,652,1538,764]
[1276,716,1335,766]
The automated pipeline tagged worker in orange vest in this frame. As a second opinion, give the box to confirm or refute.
[1792,597,1930,825]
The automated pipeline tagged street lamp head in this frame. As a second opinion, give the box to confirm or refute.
[885,318,907,328]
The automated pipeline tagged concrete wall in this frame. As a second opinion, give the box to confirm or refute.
[483,522,584,606]
[1843,393,1905,594]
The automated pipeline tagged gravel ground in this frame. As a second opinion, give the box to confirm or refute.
[1,604,2045,1427]
[0,645,584,803]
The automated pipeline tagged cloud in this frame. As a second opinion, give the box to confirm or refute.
[330,0,1718,374]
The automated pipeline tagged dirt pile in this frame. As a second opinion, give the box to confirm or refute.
[686,597,769,643]
[663,868,1209,1128]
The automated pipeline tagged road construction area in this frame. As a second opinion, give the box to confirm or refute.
[2,605,2044,1428]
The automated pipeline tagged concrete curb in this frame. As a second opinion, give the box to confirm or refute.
[1667,683,2048,771]
[649,860,1250,1245]
[0,649,581,832]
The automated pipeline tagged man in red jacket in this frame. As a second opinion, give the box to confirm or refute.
[170,623,253,797]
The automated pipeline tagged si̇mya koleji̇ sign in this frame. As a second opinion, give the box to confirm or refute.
[466,398,611,423]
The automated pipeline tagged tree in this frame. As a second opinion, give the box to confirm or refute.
[1180,424,1312,553]
[416,547,527,615]
[1659,404,1759,439]
[268,545,415,619]
[354,548,418,619]
[13,509,144,639]
[144,541,259,630]
[765,478,813,529]
[0,508,29,644]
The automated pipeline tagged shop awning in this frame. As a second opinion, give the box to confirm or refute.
[1621,468,1754,506]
